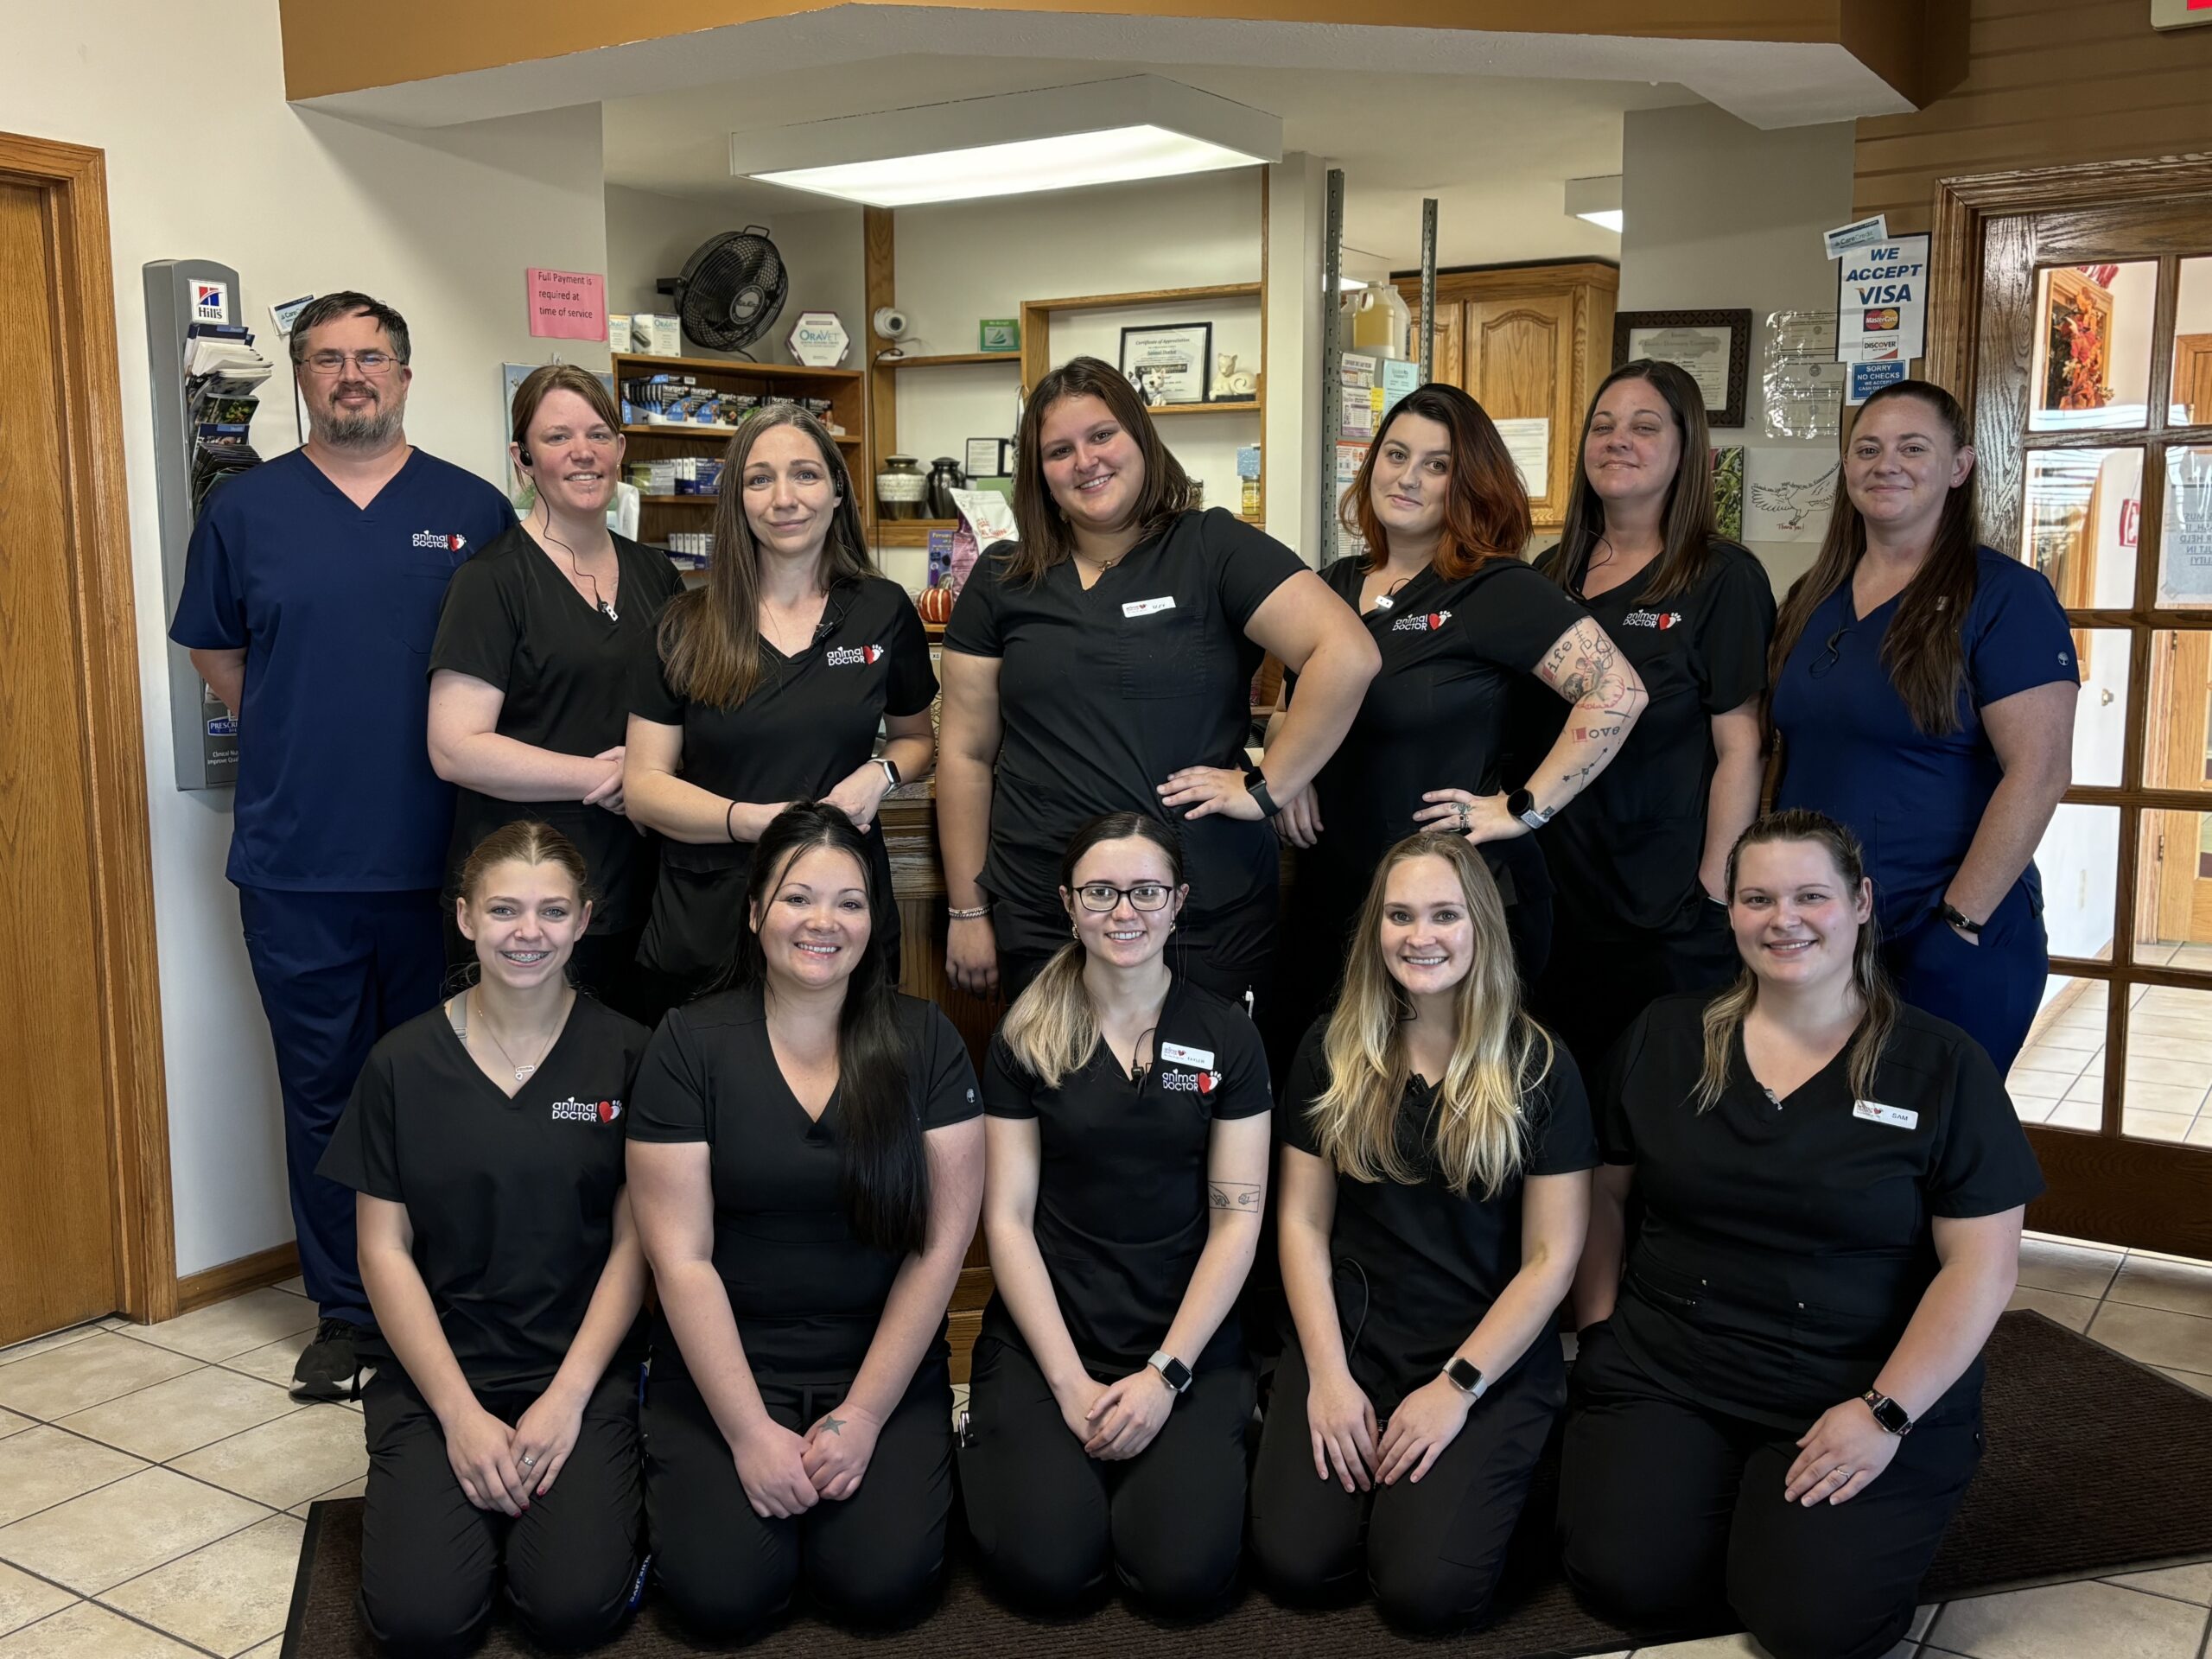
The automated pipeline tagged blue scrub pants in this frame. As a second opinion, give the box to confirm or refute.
[1884,883,2047,1075]
[237,887,448,1327]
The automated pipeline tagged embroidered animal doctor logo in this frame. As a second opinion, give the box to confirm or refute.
[1160,1068,1224,1096]
[1853,1100,1917,1131]
[551,1097,623,1124]
[825,645,885,667]
[1390,609,1453,633]
[411,531,469,551]
[1622,609,1683,631]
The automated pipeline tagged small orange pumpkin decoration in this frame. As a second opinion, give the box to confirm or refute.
[917,585,955,624]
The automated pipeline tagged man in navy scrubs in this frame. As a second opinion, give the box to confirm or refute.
[172,292,516,1399]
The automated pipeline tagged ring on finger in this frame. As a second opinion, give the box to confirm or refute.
[519,1452,537,1468]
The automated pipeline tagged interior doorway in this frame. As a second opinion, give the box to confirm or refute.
[0,130,175,1339]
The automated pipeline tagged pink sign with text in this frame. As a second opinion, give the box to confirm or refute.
[526,268,607,340]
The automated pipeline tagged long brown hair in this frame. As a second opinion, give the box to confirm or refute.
[509,363,621,458]
[1550,359,1719,603]
[1343,384,1529,577]
[1769,379,1980,734]
[1694,810,1897,1112]
[1306,834,1553,1199]
[1003,356,1192,586]
[658,404,876,708]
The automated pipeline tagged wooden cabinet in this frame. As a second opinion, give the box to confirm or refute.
[1397,260,1618,535]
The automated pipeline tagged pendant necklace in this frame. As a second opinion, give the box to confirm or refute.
[471,991,556,1083]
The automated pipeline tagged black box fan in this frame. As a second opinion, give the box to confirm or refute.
[659,226,789,358]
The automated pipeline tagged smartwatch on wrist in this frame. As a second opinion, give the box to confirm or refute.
[874,756,901,791]
[1938,900,1982,936]
[1441,1357,1487,1399]
[1861,1389,1915,1436]
[1148,1351,1193,1395]
[1504,788,1552,831]
[1243,766,1281,820]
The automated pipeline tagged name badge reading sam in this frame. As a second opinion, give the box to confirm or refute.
[1853,1100,1919,1130]
[1160,1042,1216,1069]
[1122,596,1176,618]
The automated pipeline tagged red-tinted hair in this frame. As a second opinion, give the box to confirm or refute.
[1343,383,1531,575]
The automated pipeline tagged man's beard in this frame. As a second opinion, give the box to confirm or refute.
[315,389,404,450]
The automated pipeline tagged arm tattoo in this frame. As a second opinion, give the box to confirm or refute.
[1209,1182,1262,1214]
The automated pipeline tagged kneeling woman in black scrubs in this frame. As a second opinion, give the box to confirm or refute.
[1560,810,2038,1659]
[626,802,984,1637]
[626,405,938,1006]
[321,821,652,1657]
[1252,832,1592,1632]
[960,812,1272,1615]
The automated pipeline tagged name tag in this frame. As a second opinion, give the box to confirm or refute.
[1160,1042,1215,1069]
[1122,596,1176,618]
[1853,1100,1918,1130]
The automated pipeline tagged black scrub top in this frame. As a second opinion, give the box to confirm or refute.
[430,524,684,934]
[1600,994,2044,1431]
[319,994,651,1395]
[631,575,937,980]
[1296,555,1590,918]
[944,509,1302,928]
[626,983,980,1382]
[977,976,1271,1381]
[1529,541,1775,936]
[1280,1018,1595,1404]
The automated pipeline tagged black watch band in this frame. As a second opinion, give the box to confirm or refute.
[1938,901,1982,936]
[1861,1389,1914,1436]
[1244,767,1281,820]
[1505,788,1551,830]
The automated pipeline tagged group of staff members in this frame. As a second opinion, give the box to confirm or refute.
[175,292,2078,1656]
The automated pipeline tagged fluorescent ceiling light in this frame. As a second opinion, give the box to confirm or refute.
[734,76,1281,208]
[1566,174,1624,234]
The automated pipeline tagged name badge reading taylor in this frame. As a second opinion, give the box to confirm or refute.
[1123,596,1176,618]
[1853,1100,1918,1130]
[1160,1042,1215,1069]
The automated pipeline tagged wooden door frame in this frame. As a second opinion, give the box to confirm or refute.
[1924,150,2212,1258]
[0,131,176,1324]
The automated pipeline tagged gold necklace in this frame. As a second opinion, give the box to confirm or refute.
[470,990,561,1083]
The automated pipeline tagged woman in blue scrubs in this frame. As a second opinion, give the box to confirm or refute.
[1768,380,2075,1072]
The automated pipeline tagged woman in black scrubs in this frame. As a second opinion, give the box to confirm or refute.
[960,812,1271,1615]
[1769,380,2075,1073]
[1560,810,2038,1659]
[626,404,937,1008]
[1528,360,1774,1074]
[626,802,984,1637]
[429,365,684,1021]
[1252,831,1592,1632]
[939,354,1377,1009]
[321,821,651,1657]
[1268,383,1649,1054]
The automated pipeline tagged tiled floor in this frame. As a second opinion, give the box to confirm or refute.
[1,1253,2209,1657]
[2008,950,2212,1146]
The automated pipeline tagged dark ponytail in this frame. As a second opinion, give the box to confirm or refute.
[739,803,927,1255]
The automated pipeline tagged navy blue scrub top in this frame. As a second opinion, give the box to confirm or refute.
[1770,549,2075,931]
[168,448,518,891]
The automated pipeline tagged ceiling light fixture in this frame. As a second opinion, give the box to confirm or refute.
[734,76,1281,208]
[1566,175,1624,234]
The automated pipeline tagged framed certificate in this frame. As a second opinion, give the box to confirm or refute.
[1612,309,1753,429]
[1118,322,1212,407]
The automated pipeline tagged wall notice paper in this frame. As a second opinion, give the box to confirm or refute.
[527,268,607,341]
[1847,359,1910,406]
[1625,325,1732,412]
[1745,448,1840,543]
[1335,441,1371,561]
[1493,417,1550,499]
[1823,214,1890,260]
[1835,234,1929,365]
[1381,358,1421,413]
[2161,449,2212,602]
[1764,310,1846,441]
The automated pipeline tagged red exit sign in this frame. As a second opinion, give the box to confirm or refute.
[2152,0,2212,25]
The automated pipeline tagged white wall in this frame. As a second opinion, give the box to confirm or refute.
[603,185,862,365]
[1619,103,1856,595]
[2,0,611,1276]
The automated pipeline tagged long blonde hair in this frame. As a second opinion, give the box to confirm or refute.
[1307,835,1553,1198]
[999,814,1185,1088]
[1694,810,1897,1110]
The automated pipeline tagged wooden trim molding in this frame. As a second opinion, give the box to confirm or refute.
[177,1243,301,1316]
[0,132,177,1325]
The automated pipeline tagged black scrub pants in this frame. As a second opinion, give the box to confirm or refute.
[358,1366,644,1657]
[1533,893,1741,1079]
[238,886,446,1330]
[958,1338,1255,1616]
[1249,1342,1561,1632]
[1558,1321,1980,1659]
[644,1359,954,1637]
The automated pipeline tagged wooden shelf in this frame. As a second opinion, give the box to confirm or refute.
[638,494,717,505]
[1023,281,1261,315]
[879,352,1022,369]
[876,518,956,547]
[612,352,860,382]
[1149,401,1261,418]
